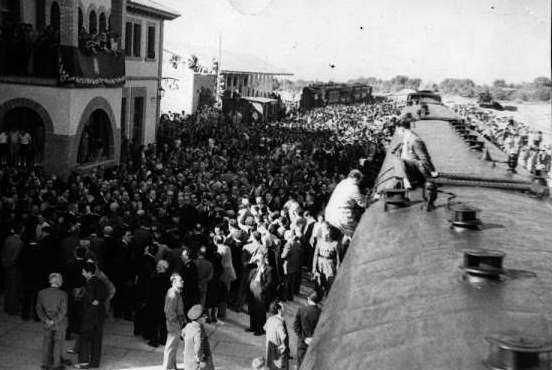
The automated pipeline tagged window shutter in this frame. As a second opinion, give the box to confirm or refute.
[125,22,132,56]
[133,23,141,57]
[147,26,156,59]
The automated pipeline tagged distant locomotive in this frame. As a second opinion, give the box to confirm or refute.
[299,83,373,110]
[302,91,552,370]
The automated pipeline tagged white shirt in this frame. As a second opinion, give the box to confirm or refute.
[325,178,365,236]
[0,132,7,144]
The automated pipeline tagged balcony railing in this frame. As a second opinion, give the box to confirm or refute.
[0,40,125,87]
[0,39,59,79]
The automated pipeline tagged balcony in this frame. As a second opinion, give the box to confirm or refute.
[0,39,125,87]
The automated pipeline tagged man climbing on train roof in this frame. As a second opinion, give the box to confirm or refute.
[391,113,438,194]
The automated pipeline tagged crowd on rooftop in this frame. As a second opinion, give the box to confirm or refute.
[452,103,551,176]
[0,100,398,369]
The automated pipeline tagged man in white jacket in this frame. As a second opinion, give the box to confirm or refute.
[324,169,366,238]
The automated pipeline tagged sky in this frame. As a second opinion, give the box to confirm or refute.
[160,0,551,84]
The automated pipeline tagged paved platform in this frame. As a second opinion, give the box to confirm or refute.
[0,276,315,370]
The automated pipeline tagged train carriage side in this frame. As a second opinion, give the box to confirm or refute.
[301,100,552,370]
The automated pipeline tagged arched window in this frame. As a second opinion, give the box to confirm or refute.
[99,12,106,32]
[36,0,46,27]
[50,1,60,30]
[78,8,84,30]
[89,10,97,34]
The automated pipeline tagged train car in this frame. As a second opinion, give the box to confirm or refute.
[407,89,442,105]
[301,95,552,370]
[300,83,372,110]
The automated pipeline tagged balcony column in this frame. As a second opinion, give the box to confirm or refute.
[111,0,127,49]
[60,0,77,46]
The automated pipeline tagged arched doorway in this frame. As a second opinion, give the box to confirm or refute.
[89,10,97,33]
[77,109,113,164]
[50,1,60,30]
[1,107,46,165]
[99,12,106,32]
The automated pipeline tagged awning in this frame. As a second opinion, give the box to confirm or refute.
[251,102,264,114]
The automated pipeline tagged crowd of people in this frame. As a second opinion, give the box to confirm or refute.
[78,27,121,56]
[0,22,60,76]
[452,103,551,176]
[0,100,398,369]
[0,129,35,167]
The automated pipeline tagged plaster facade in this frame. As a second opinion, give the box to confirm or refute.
[161,68,217,115]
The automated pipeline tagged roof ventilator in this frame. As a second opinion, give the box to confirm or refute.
[448,204,482,230]
[462,249,505,282]
[483,333,552,370]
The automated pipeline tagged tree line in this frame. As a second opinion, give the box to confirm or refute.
[277,76,551,102]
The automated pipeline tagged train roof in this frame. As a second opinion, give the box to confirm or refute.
[302,104,552,370]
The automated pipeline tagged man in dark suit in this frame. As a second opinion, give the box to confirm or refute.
[247,253,275,336]
[63,246,87,339]
[76,262,108,369]
[36,272,70,370]
[134,243,158,338]
[107,229,134,320]
[179,245,200,315]
[1,225,24,315]
[391,114,438,191]
[293,291,322,368]
[281,230,302,301]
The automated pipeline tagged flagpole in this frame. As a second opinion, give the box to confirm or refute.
[217,32,222,104]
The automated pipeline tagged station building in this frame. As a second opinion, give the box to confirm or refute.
[0,0,179,176]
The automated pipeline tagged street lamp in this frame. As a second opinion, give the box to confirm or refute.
[157,86,165,99]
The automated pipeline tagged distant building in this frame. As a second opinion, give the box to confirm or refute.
[161,49,217,116]
[0,0,179,176]
[222,68,293,99]
[160,45,292,115]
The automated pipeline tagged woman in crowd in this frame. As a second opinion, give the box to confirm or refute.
[312,222,341,297]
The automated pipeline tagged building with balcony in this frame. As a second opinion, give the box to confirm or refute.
[0,0,179,176]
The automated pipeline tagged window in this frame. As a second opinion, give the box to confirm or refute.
[132,23,141,57]
[99,12,106,32]
[78,8,83,30]
[244,75,248,86]
[89,10,97,33]
[50,1,60,30]
[125,22,132,56]
[124,21,142,57]
[146,25,155,59]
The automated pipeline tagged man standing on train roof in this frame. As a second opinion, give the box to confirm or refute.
[391,113,438,193]
[324,169,367,239]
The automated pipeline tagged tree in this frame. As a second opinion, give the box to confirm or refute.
[533,77,551,87]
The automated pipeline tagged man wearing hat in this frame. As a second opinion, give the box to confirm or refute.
[390,114,438,192]
[182,304,214,370]
[293,291,322,368]
[36,272,71,370]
